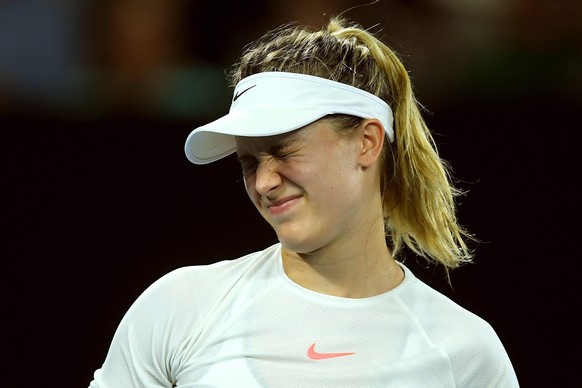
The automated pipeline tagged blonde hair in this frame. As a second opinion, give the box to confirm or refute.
[228,17,475,270]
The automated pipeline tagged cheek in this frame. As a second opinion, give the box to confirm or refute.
[320,156,361,202]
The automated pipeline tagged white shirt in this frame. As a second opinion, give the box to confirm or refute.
[89,243,519,387]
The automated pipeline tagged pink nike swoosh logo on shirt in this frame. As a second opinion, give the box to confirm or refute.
[307,343,355,360]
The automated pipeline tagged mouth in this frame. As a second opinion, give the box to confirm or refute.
[266,195,302,216]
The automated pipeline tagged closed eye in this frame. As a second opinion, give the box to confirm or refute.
[237,155,258,176]
[273,151,293,160]
[236,141,301,176]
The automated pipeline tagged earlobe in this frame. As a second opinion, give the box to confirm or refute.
[359,119,385,167]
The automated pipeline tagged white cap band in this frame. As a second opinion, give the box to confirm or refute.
[184,71,394,165]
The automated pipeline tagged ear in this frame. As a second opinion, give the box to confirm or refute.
[358,119,385,168]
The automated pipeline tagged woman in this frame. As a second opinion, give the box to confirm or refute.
[89,17,519,387]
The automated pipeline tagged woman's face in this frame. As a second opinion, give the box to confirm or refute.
[235,120,374,254]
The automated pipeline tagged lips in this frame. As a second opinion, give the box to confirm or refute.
[266,195,302,216]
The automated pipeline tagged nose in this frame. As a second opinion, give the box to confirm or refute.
[254,158,282,196]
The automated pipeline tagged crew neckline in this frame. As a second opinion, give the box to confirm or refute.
[271,243,414,305]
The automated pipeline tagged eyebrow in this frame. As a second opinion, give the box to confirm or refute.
[268,139,299,154]
[237,134,301,160]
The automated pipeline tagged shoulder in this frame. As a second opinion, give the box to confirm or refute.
[396,263,488,333]
[397,263,519,387]
[115,243,281,343]
[142,243,281,312]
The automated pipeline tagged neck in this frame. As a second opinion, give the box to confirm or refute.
[281,216,404,298]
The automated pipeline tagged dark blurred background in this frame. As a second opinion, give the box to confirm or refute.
[2,0,580,386]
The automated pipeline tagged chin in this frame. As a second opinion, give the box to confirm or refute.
[272,221,328,254]
[276,233,323,255]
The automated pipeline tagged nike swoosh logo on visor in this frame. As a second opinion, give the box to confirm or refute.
[233,84,256,101]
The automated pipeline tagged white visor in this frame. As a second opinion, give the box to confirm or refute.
[184,71,394,164]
